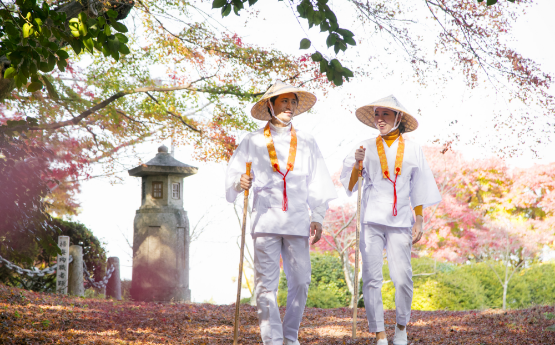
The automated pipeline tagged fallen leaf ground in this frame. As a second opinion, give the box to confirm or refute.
[1,284,554,344]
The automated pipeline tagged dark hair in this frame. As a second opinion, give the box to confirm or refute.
[398,121,406,134]
[267,94,299,116]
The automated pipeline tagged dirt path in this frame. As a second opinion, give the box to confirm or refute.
[1,284,553,344]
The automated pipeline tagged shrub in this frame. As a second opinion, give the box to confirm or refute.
[277,252,555,310]
[278,252,351,308]
[0,218,107,292]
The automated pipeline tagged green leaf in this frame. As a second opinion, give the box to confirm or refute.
[39,61,53,72]
[56,58,67,72]
[232,0,244,10]
[311,52,323,62]
[313,11,324,25]
[48,41,58,51]
[297,4,306,17]
[248,0,258,5]
[29,61,38,75]
[56,50,69,60]
[326,69,334,82]
[78,12,87,23]
[4,66,17,79]
[324,8,337,24]
[336,28,354,38]
[0,9,11,20]
[212,0,227,8]
[83,37,94,53]
[27,81,43,93]
[326,33,337,47]
[47,54,56,70]
[111,50,120,62]
[97,16,106,27]
[342,67,354,78]
[42,27,51,38]
[79,23,88,36]
[333,75,343,86]
[106,9,118,18]
[222,4,232,16]
[344,36,356,46]
[118,44,130,54]
[115,33,128,43]
[101,46,110,57]
[23,23,32,38]
[107,37,120,52]
[486,0,497,4]
[104,24,112,36]
[40,75,59,100]
[33,17,43,27]
[319,59,328,73]
[299,38,311,50]
[5,23,20,37]
[111,22,128,33]
[69,40,82,55]
[330,59,342,72]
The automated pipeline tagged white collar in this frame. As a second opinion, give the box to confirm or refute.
[269,121,291,135]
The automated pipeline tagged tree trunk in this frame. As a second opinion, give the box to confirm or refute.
[0,0,135,100]
[341,252,356,308]
[502,282,508,310]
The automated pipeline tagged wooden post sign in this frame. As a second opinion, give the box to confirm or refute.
[56,236,70,294]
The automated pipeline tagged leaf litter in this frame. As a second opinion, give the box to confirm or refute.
[1,284,554,344]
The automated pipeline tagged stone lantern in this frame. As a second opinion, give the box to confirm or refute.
[128,145,198,302]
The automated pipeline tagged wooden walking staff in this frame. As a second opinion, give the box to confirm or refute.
[352,146,364,338]
[233,162,252,345]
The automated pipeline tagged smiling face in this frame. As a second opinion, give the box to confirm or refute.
[269,93,298,125]
[374,107,399,135]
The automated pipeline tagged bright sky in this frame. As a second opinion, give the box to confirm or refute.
[73,1,555,304]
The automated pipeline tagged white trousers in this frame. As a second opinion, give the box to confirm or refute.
[253,235,311,345]
[360,223,413,332]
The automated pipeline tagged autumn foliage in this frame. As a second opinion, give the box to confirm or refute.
[316,146,555,265]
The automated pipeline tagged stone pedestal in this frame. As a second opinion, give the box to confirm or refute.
[68,245,84,297]
[106,257,121,300]
[131,209,190,301]
[128,145,196,302]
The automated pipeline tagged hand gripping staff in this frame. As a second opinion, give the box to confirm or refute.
[233,162,252,345]
[352,146,363,338]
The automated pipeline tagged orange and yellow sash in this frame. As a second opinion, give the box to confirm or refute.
[376,135,405,216]
[264,122,297,211]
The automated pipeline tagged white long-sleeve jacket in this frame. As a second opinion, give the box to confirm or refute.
[226,123,337,236]
[340,136,441,227]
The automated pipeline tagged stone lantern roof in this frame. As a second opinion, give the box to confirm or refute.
[128,145,198,177]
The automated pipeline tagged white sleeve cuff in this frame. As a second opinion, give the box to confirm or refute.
[233,174,244,192]
[311,203,329,224]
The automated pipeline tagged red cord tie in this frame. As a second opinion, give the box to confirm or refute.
[274,163,290,211]
[384,167,401,216]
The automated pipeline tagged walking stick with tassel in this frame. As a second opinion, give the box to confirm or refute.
[233,162,252,345]
[352,147,364,338]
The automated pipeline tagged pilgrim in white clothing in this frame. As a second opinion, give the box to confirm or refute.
[340,95,441,344]
[225,81,337,345]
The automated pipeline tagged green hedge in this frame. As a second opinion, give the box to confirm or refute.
[0,218,106,292]
[278,252,351,308]
[277,253,555,310]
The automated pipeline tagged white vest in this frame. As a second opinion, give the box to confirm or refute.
[341,137,441,228]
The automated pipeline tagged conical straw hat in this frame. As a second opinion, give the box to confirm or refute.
[355,95,418,132]
[251,80,317,121]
